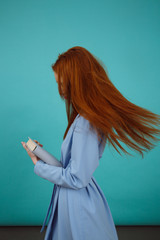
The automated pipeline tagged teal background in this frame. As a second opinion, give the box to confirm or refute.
[0,0,160,226]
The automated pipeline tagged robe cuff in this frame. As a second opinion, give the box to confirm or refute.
[34,159,45,175]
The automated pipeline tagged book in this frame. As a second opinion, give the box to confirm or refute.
[25,137,62,167]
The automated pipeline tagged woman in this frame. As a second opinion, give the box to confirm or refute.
[21,46,160,240]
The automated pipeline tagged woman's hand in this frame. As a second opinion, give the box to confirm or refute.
[21,140,43,165]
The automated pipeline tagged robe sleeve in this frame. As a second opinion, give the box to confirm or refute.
[34,120,100,190]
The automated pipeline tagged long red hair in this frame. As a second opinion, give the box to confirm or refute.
[51,46,160,158]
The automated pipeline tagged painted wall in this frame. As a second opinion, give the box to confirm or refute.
[0,0,160,226]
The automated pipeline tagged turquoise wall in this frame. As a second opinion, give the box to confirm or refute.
[0,0,160,226]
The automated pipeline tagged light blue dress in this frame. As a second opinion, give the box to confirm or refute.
[34,114,119,240]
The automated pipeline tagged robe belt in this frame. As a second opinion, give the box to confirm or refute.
[40,184,58,233]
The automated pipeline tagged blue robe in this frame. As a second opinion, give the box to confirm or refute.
[34,114,119,240]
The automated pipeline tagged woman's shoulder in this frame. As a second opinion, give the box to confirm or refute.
[73,114,94,133]
[73,113,104,144]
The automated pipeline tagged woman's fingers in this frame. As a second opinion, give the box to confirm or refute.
[34,139,43,147]
[21,142,29,152]
[21,142,35,158]
[21,141,39,164]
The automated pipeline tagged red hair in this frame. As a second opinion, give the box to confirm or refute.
[51,46,160,158]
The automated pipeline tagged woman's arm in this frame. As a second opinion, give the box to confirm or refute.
[34,125,100,190]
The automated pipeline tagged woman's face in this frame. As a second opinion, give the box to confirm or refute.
[54,71,67,98]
